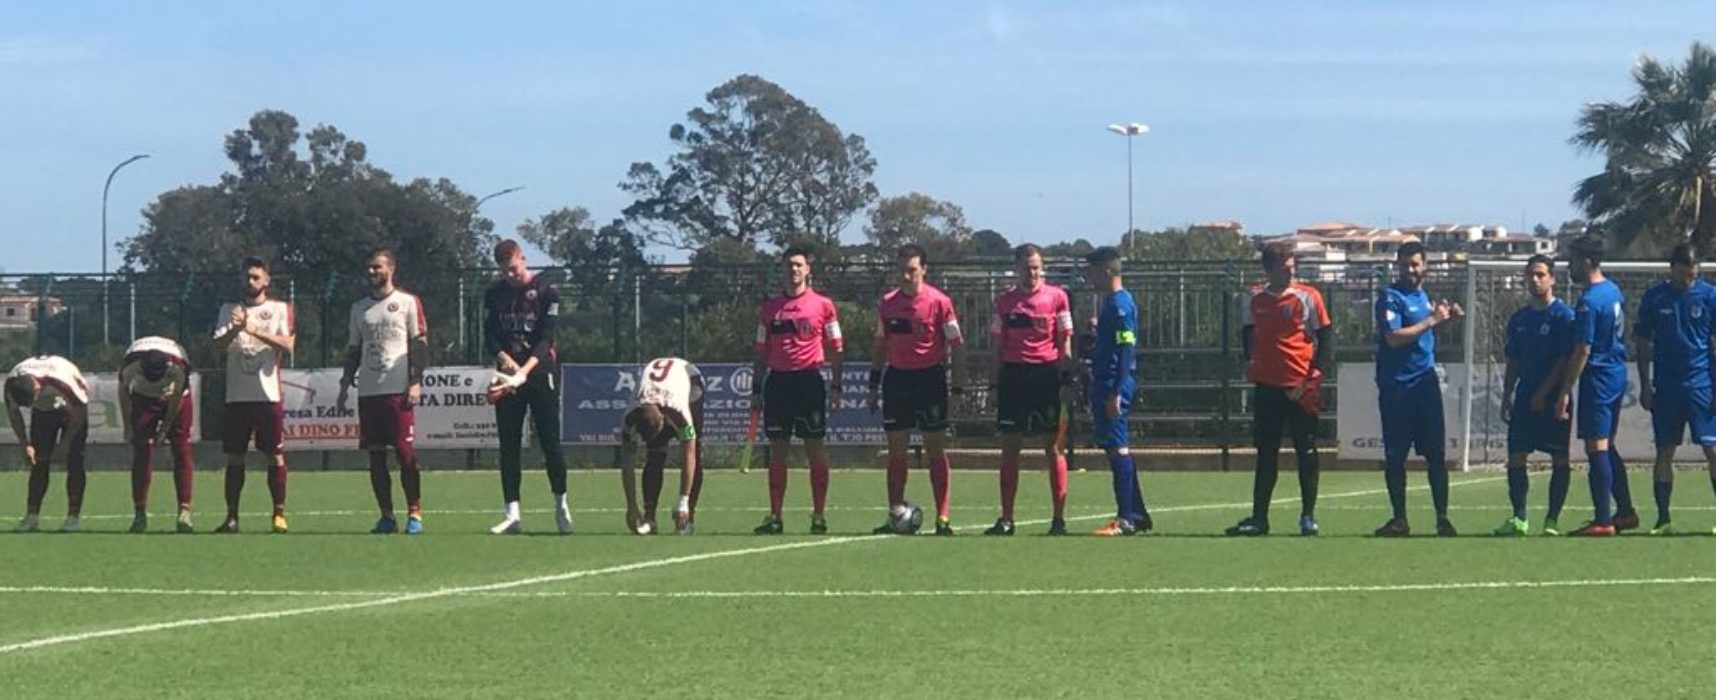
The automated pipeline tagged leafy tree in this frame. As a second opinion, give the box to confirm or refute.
[1532,223,1553,238]
[1041,239,1096,259]
[1572,42,1716,255]
[620,74,878,252]
[864,193,973,262]
[969,229,1013,258]
[1118,227,1256,262]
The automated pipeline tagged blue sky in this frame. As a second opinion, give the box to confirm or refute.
[1,1,1712,272]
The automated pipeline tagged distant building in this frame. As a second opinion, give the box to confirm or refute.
[0,290,63,331]
[1273,221,1553,266]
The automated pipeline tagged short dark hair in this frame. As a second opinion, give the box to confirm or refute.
[368,248,397,266]
[1669,242,1698,267]
[1261,240,1296,271]
[4,375,36,408]
[139,350,169,382]
[1396,242,1426,262]
[241,256,269,274]
[897,244,928,267]
[1566,236,1605,268]
[1525,254,1555,273]
[1084,247,1121,265]
[1013,243,1043,262]
[493,239,522,263]
[781,246,813,264]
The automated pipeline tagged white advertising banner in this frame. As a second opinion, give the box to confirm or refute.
[1,373,202,445]
[277,367,504,450]
[1337,362,1655,465]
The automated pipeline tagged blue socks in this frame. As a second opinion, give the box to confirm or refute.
[1547,464,1571,521]
[1506,466,1529,520]
[1108,452,1142,523]
[1609,448,1634,514]
[1654,480,1673,524]
[1587,449,1614,524]
[1426,455,1450,518]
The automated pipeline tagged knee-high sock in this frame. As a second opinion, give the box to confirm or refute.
[767,451,788,517]
[1654,479,1673,524]
[1383,452,1408,521]
[1609,448,1635,514]
[66,451,86,517]
[642,451,666,516]
[689,461,705,513]
[1252,447,1280,521]
[1109,451,1141,523]
[1295,445,1320,518]
[1426,453,1450,517]
[266,458,287,515]
[1587,449,1614,524]
[398,444,421,513]
[1049,454,1068,520]
[998,452,1020,521]
[171,439,194,509]
[887,453,909,509]
[224,462,245,519]
[809,456,831,516]
[1506,466,1529,520]
[1547,463,1572,521]
[131,444,153,510]
[368,450,394,515]
[26,461,50,515]
[929,454,951,520]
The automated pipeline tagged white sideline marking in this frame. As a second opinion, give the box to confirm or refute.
[9,575,1714,601]
[0,477,1502,654]
[0,536,879,655]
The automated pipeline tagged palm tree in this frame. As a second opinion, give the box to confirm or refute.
[1572,42,1716,256]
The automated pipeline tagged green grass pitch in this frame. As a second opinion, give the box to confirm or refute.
[1,467,1714,698]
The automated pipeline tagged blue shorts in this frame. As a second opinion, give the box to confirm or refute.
[1650,385,1716,447]
[1506,401,1570,456]
[1379,378,1445,461]
[1088,380,1135,449]
[1575,381,1623,441]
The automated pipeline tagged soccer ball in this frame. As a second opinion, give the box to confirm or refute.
[486,371,515,405]
[889,502,925,535]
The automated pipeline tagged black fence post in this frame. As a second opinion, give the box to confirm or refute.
[320,270,339,367]
[33,276,54,355]
[1219,262,1234,472]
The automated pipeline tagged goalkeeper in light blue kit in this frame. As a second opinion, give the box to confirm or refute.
[1083,247,1152,536]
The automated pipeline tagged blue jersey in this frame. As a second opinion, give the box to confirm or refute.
[1634,279,1716,390]
[1091,289,1138,399]
[1575,279,1628,402]
[1374,283,1436,390]
[1505,300,1574,404]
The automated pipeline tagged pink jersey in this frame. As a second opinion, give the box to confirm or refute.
[991,283,1073,365]
[876,284,961,370]
[755,289,843,372]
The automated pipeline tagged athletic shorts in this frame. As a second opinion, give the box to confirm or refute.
[129,390,194,448]
[1379,378,1445,460]
[359,393,416,450]
[882,365,948,433]
[1576,380,1623,441]
[996,362,1062,436]
[1650,385,1716,447]
[763,369,827,440]
[1087,379,1135,449]
[1506,400,1571,456]
[223,401,284,455]
[1252,384,1317,449]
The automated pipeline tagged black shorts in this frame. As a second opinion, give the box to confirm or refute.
[883,365,948,432]
[1252,384,1317,450]
[763,369,827,440]
[996,362,1063,436]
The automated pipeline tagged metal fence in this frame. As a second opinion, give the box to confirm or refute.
[0,258,1491,456]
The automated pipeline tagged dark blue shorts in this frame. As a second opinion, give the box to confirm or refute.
[1575,381,1623,441]
[1379,378,1445,460]
[1506,401,1570,456]
[1650,385,1716,447]
[1088,379,1134,449]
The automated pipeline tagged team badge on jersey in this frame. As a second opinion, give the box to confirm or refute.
[525,289,538,301]
[259,310,272,321]
[1695,306,1704,319]
[388,302,399,313]
[1539,323,1549,335]
[1281,306,1293,320]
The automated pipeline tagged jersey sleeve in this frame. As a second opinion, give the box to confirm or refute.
[346,302,362,350]
[529,284,558,364]
[1555,305,1577,357]
[823,298,844,352]
[1632,289,1656,341]
[1575,295,1597,346]
[1310,287,1331,330]
[754,303,769,353]
[941,295,962,345]
[1375,291,1404,340]
[411,295,428,339]
[212,303,233,339]
[1240,290,1256,328]
[1054,290,1074,337]
[1503,313,1520,362]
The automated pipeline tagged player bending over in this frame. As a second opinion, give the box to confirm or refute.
[620,357,705,536]
[5,355,91,533]
[118,336,196,533]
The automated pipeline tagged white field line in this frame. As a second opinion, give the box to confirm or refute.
[0,477,1503,655]
[7,576,1714,601]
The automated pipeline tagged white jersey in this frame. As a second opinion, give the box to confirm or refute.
[347,289,428,397]
[8,355,89,410]
[215,298,294,404]
[635,357,702,433]
[121,336,191,399]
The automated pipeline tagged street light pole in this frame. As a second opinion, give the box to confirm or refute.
[474,186,524,212]
[102,153,150,346]
[1105,123,1148,236]
[462,186,524,359]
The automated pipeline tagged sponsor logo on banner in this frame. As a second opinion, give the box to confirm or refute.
[561,363,884,444]
[277,367,504,449]
[1336,362,1652,464]
[0,373,202,446]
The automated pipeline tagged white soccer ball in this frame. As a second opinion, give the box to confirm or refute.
[890,503,925,535]
[635,520,655,535]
